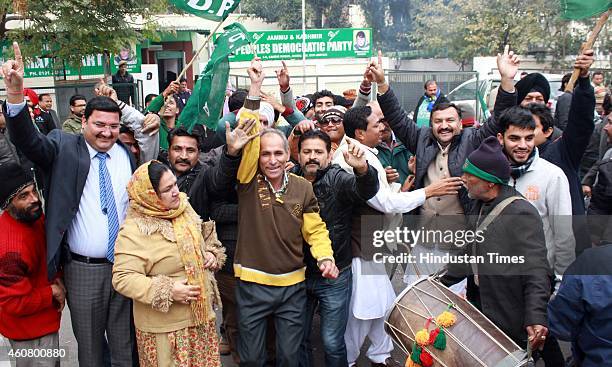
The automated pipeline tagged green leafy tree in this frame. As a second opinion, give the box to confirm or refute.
[410,0,597,69]
[0,0,168,76]
[241,0,351,29]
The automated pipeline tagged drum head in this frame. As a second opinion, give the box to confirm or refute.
[385,277,530,367]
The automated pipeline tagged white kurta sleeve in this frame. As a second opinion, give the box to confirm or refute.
[332,140,427,215]
[367,187,426,214]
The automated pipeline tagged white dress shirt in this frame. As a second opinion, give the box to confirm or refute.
[68,141,132,257]
[6,100,133,257]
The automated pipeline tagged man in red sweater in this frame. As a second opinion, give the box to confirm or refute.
[0,162,65,366]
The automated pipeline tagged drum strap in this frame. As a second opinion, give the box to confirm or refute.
[472,196,525,285]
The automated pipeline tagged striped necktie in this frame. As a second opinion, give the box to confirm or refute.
[96,152,119,263]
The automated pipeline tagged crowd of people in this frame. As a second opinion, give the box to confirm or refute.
[0,38,611,367]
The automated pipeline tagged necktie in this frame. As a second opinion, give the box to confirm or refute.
[96,152,119,262]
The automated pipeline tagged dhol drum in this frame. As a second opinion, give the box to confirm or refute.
[385,277,531,367]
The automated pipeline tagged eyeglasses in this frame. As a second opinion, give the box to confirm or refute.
[320,118,343,126]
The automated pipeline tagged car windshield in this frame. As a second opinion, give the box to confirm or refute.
[448,80,486,101]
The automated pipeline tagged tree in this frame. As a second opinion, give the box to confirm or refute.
[354,0,414,52]
[410,0,595,69]
[240,0,351,29]
[0,0,168,75]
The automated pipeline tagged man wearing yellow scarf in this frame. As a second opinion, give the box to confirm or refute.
[233,57,338,367]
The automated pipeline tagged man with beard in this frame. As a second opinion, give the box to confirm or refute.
[3,42,139,366]
[63,95,87,134]
[515,51,595,257]
[166,126,201,193]
[444,136,551,351]
[497,106,574,276]
[0,163,65,367]
[295,129,380,367]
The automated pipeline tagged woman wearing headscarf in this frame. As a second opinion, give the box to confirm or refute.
[112,160,226,367]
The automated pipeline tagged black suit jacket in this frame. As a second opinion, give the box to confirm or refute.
[5,103,137,279]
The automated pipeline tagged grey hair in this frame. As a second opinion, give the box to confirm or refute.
[260,128,289,152]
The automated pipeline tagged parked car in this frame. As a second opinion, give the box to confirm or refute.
[447,73,564,127]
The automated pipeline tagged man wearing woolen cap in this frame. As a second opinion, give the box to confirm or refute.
[443,136,552,352]
[0,163,65,367]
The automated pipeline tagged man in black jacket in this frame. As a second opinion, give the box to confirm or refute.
[444,136,551,350]
[294,129,379,367]
[370,46,518,215]
[112,60,136,105]
[519,50,595,255]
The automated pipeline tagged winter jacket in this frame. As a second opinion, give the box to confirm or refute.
[377,86,515,213]
[538,76,595,256]
[293,163,379,274]
[548,243,612,367]
[443,184,551,346]
[508,150,575,275]
[376,141,412,184]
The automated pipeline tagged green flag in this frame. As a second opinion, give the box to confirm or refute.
[178,23,251,132]
[169,0,240,21]
[560,0,610,20]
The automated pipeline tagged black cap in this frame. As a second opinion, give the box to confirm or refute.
[0,163,34,209]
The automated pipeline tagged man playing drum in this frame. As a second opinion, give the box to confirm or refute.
[442,136,551,351]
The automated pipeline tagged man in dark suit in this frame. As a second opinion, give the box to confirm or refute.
[2,42,137,367]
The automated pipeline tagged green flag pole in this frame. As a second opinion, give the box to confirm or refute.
[565,9,610,92]
[176,19,226,82]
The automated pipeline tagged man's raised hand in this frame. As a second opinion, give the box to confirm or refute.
[497,45,520,80]
[342,137,368,175]
[575,49,594,78]
[275,61,290,92]
[226,118,259,156]
[1,42,25,103]
[368,50,386,85]
[247,57,265,85]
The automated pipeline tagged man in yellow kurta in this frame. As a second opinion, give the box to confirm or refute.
[233,57,338,367]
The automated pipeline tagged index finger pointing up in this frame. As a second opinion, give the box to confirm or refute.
[377,50,383,66]
[13,42,23,67]
[281,60,287,71]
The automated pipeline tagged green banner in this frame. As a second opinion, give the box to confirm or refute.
[178,23,251,131]
[0,43,141,78]
[217,28,373,62]
[560,0,611,20]
[169,0,241,21]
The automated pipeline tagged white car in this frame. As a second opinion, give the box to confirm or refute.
[447,73,564,127]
